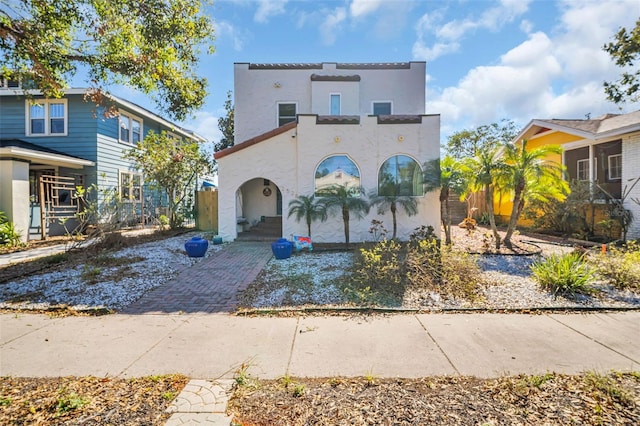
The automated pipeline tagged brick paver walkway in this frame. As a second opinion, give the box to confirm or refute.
[122,242,272,314]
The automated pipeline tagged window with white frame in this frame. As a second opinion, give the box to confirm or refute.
[1,77,20,89]
[330,94,341,115]
[119,171,143,202]
[372,101,392,115]
[608,154,622,180]
[577,159,590,181]
[26,99,67,136]
[119,113,143,144]
[277,102,297,127]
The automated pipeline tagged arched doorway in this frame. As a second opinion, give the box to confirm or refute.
[236,177,283,240]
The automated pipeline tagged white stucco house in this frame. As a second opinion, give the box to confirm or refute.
[214,62,441,243]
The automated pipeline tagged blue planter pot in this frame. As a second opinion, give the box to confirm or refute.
[185,236,209,257]
[271,238,293,260]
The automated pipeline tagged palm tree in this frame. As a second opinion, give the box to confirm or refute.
[368,190,418,240]
[317,184,370,248]
[502,139,567,247]
[464,143,506,250]
[423,156,466,245]
[287,194,327,237]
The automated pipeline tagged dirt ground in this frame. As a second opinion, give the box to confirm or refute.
[227,372,640,425]
[0,375,188,425]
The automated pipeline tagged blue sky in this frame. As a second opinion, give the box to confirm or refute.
[108,0,639,150]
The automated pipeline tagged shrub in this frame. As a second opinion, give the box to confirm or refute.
[406,238,485,302]
[351,239,405,289]
[591,241,640,290]
[0,211,22,247]
[531,253,595,298]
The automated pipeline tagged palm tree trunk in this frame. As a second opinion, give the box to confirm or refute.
[440,188,451,245]
[485,185,501,250]
[504,189,522,248]
[306,219,311,237]
[342,205,350,248]
[391,202,397,239]
[503,181,525,247]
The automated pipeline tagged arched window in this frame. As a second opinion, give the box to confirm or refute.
[315,155,361,195]
[378,155,423,196]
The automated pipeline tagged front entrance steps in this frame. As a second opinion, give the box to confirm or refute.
[236,216,282,241]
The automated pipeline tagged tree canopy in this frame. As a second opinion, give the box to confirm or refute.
[0,0,214,121]
[604,18,640,105]
[125,131,213,228]
[445,119,517,159]
[215,90,234,152]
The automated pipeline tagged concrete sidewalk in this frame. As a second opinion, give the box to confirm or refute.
[1,311,638,379]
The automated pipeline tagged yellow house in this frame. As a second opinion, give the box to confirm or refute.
[496,111,640,239]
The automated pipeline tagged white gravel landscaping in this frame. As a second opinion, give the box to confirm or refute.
[244,244,640,310]
[0,232,224,311]
[2,232,639,312]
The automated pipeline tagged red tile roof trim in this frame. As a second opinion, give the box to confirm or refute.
[214,121,297,160]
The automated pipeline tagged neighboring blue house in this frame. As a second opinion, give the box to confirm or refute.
[0,83,205,241]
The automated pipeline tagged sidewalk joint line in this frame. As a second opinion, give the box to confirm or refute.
[414,315,461,376]
[285,317,300,377]
[546,313,640,365]
[116,316,189,377]
[0,316,64,347]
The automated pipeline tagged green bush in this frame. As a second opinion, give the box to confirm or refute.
[531,253,596,298]
[591,241,640,290]
[0,211,22,248]
[346,225,485,305]
[347,239,406,305]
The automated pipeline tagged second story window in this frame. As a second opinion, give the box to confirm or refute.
[330,94,341,115]
[119,113,143,144]
[1,77,20,89]
[372,101,392,115]
[278,102,297,127]
[26,99,67,136]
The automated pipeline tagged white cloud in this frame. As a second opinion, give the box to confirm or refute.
[412,41,460,62]
[414,0,531,62]
[319,7,347,46]
[214,21,249,51]
[519,19,533,34]
[254,0,288,23]
[186,111,223,145]
[350,0,384,18]
[425,0,638,141]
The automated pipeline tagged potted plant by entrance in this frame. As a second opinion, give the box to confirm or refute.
[185,236,209,257]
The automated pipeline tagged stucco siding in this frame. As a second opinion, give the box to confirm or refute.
[623,133,640,239]
[234,62,426,143]
[217,114,441,242]
[217,127,297,239]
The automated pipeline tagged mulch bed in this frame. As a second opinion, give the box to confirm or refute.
[228,373,640,425]
[0,375,188,425]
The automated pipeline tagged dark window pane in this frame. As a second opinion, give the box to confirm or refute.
[373,102,391,115]
[31,119,45,134]
[279,103,296,116]
[50,118,64,133]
